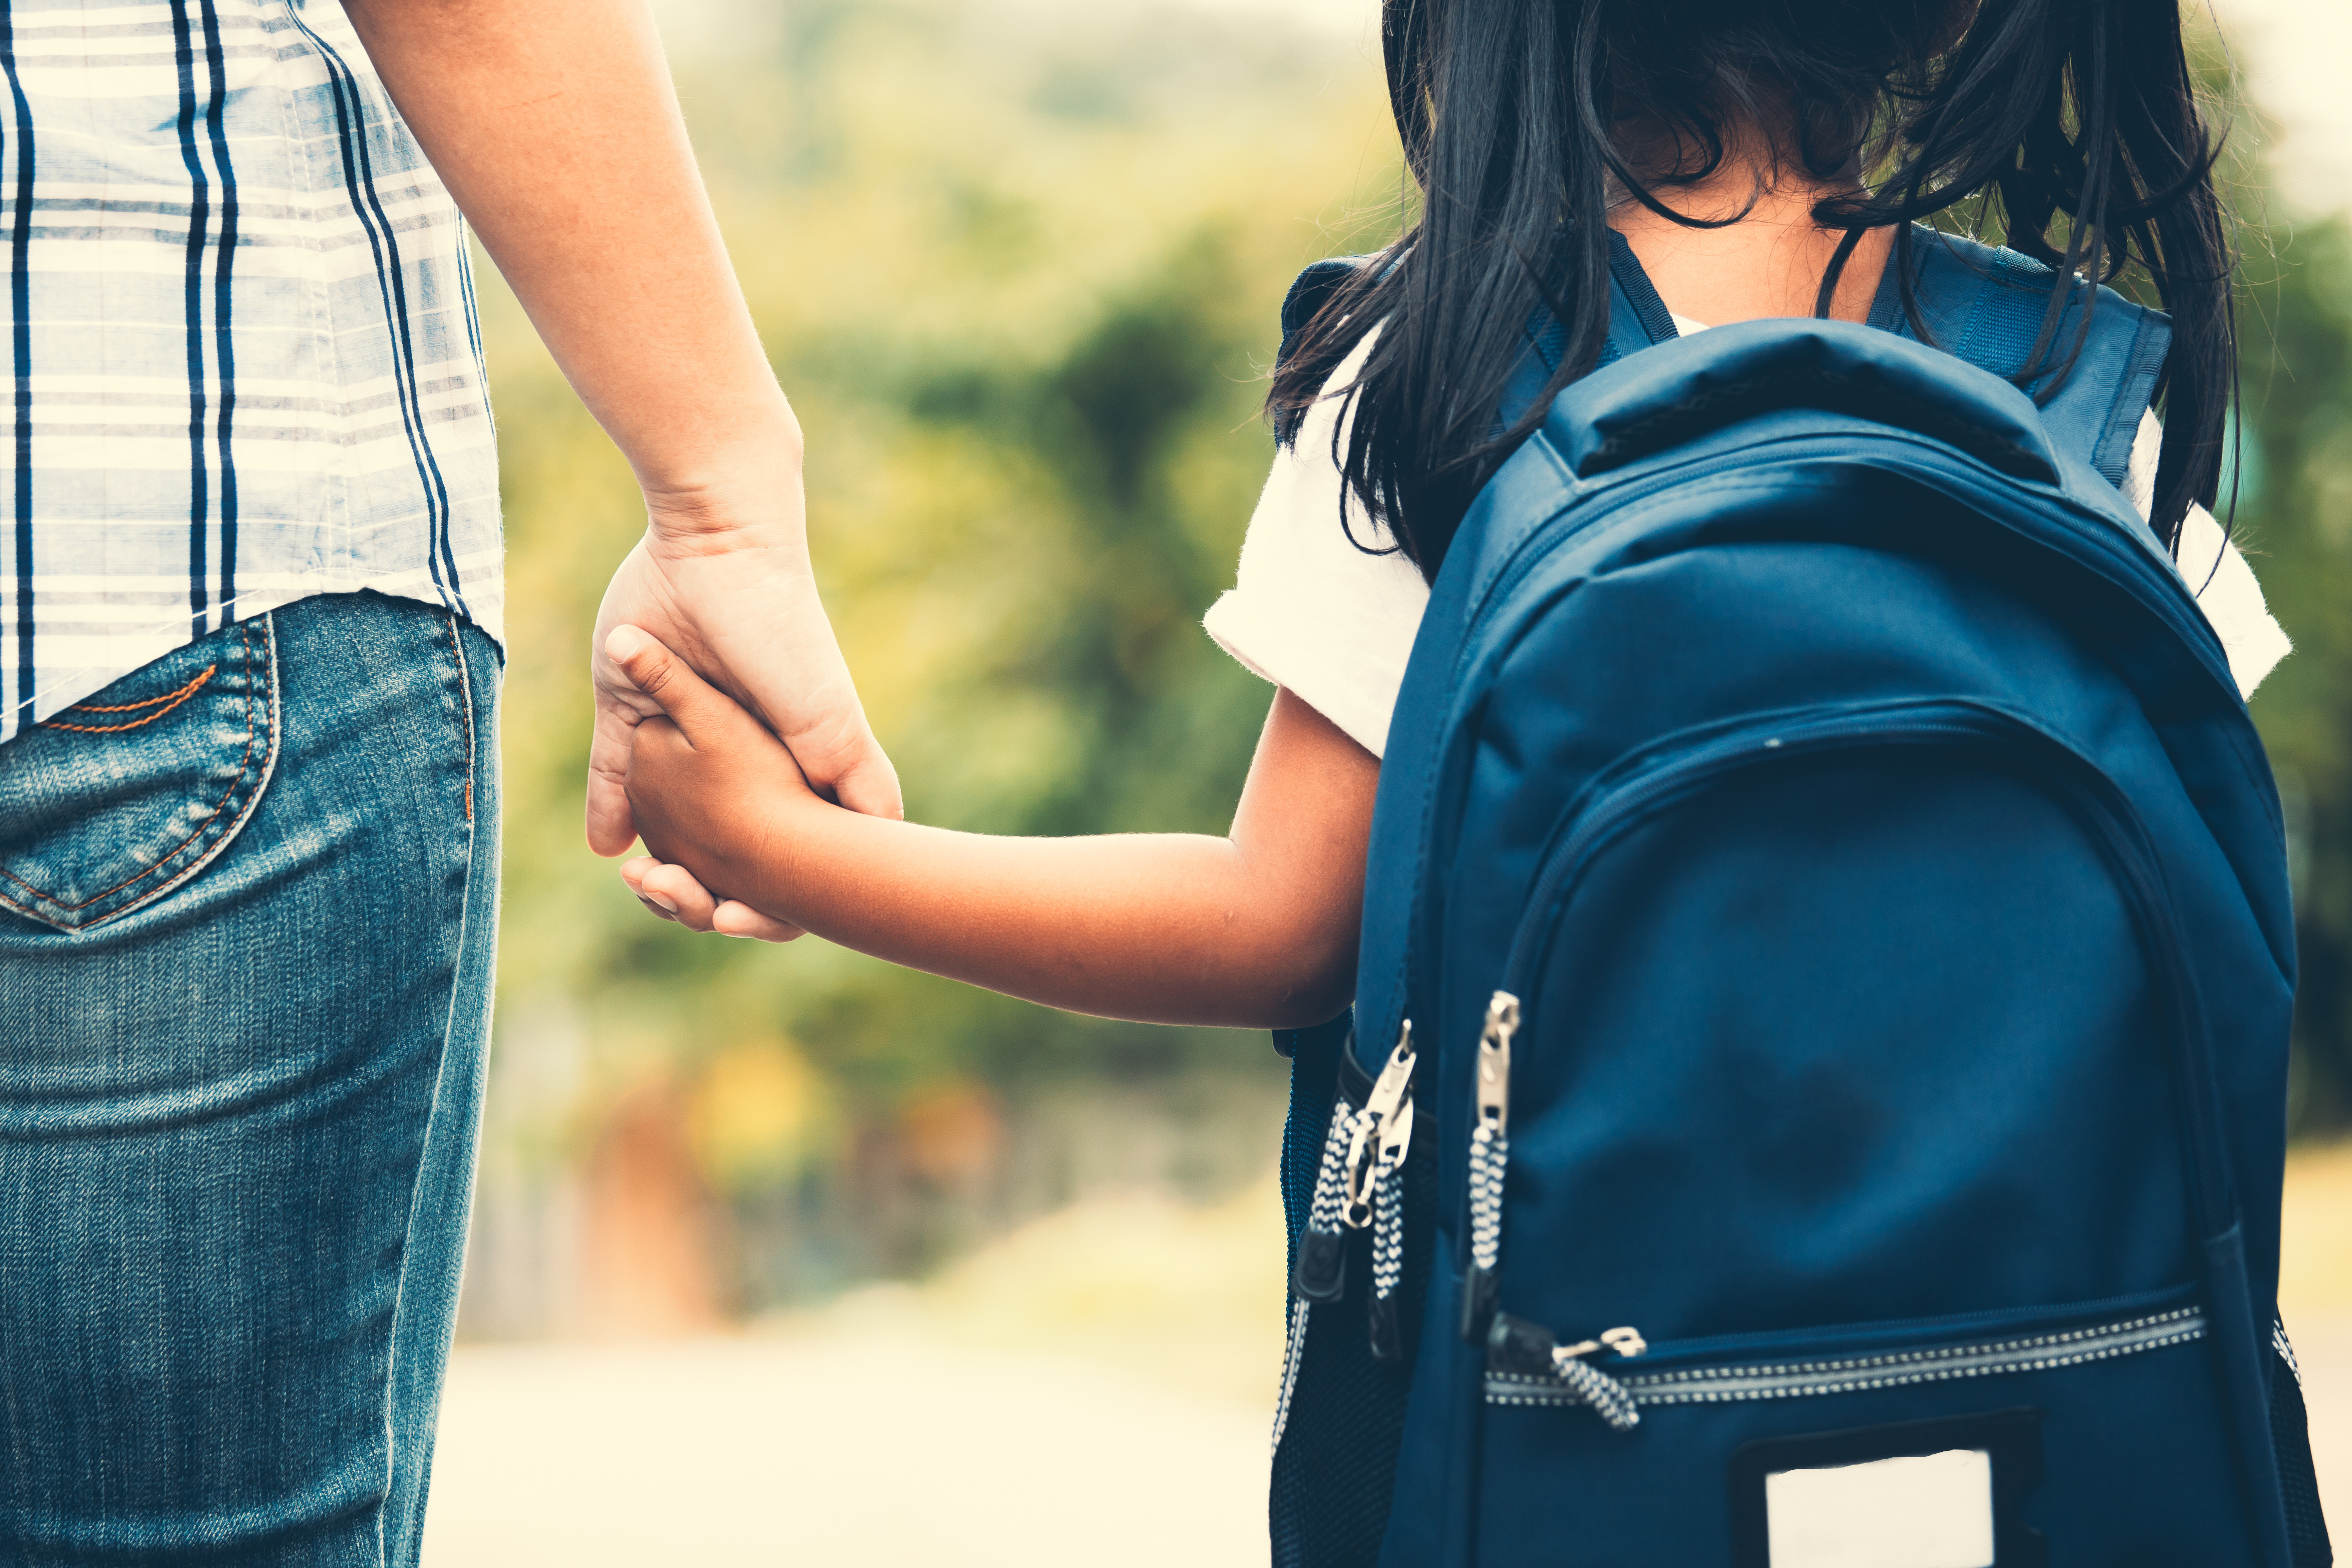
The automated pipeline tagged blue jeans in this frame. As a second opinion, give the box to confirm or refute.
[0,592,501,1566]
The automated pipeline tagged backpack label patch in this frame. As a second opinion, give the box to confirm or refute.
[1729,1409,2044,1568]
[1764,1447,1992,1567]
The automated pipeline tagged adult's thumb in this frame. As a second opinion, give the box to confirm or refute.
[825,738,905,821]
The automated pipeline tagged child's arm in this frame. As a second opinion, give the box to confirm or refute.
[341,0,900,846]
[607,627,1379,1030]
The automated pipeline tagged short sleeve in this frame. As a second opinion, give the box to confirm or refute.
[1203,327,1431,758]
[2121,411,2292,700]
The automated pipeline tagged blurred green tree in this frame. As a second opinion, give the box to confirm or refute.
[2234,215,2352,1126]
[471,0,1402,1309]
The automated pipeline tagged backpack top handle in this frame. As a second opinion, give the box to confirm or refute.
[1553,317,2063,485]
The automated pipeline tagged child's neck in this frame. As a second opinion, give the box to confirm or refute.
[1609,131,1892,328]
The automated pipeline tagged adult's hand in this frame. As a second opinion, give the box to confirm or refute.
[586,479,900,858]
[341,0,901,858]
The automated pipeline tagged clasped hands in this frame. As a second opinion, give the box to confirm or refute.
[605,622,830,943]
[586,473,891,944]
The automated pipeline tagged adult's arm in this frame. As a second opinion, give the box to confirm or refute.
[610,628,1379,1030]
[341,0,901,845]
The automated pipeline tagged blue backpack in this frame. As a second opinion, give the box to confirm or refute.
[1267,230,2330,1568]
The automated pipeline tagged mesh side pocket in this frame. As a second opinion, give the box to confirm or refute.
[2272,1321,2333,1568]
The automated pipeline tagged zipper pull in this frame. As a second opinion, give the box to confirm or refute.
[1475,991,1517,1136]
[1555,1325,1648,1362]
[1294,1028,1407,1307]
[1485,1314,1644,1373]
[1343,1023,1417,1229]
[1486,1312,1645,1432]
[1459,991,1519,1341]
[1366,1058,1418,1362]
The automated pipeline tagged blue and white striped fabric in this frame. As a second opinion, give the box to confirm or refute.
[0,0,500,744]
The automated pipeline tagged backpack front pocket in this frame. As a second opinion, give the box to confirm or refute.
[1473,1287,2234,1567]
[1431,699,2281,1566]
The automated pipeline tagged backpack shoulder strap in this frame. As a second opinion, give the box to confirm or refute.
[1277,257,1367,369]
[1271,256,1376,448]
[1497,232,1678,429]
[1877,227,2172,486]
[1273,248,1672,448]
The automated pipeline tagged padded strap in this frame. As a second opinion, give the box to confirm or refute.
[1497,232,1679,433]
[1888,229,2172,486]
[1284,228,2169,482]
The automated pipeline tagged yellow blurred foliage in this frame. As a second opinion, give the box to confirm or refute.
[2284,1144,2352,1319]
[689,1041,835,1190]
[790,1176,1291,1408]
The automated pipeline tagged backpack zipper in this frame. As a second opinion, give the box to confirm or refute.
[1345,1024,1418,1230]
[1486,1310,1650,1430]
[1353,1026,1420,1362]
[1272,1082,1367,1456]
[1485,1304,2206,1423]
[1459,991,1517,1341]
[1272,1021,1421,1453]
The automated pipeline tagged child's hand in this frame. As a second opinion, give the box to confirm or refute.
[620,855,803,941]
[606,624,823,942]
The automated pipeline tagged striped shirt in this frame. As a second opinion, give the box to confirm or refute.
[0,0,500,745]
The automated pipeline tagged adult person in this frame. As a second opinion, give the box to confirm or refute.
[0,1,890,1561]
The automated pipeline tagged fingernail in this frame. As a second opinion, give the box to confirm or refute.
[646,891,678,913]
[605,625,646,661]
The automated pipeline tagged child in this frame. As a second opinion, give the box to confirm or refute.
[608,0,2286,1031]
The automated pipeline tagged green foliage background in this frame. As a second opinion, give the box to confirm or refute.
[477,1,1401,1301]
[474,0,2352,1312]
[2230,209,2352,1124]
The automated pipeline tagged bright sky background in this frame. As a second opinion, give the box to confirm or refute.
[653,0,2352,215]
[1201,0,2352,214]
[1169,0,2352,216]
[2211,0,2352,212]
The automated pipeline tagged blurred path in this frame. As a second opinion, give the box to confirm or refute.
[424,1148,2352,1564]
[424,1186,1288,1566]
[424,1323,2352,1568]
[2293,1320,2352,1529]
[2284,1146,2352,1533]
[420,1329,1272,1568]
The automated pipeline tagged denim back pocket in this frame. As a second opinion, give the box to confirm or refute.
[0,618,280,932]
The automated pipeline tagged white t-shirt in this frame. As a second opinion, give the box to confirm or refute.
[1204,319,2292,758]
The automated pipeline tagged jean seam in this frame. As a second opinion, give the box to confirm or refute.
[377,615,488,1567]
[0,620,280,927]
[446,613,476,822]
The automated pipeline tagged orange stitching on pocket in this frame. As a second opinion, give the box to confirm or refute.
[42,665,218,733]
[0,627,266,917]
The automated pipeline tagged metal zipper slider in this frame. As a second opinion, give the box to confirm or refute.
[1363,1026,1420,1362]
[1554,1326,1648,1363]
[1343,1023,1417,1229]
[1375,1092,1416,1181]
[1460,992,1519,1340]
[1476,991,1518,1135]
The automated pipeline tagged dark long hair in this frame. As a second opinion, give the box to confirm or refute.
[1269,0,2232,579]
